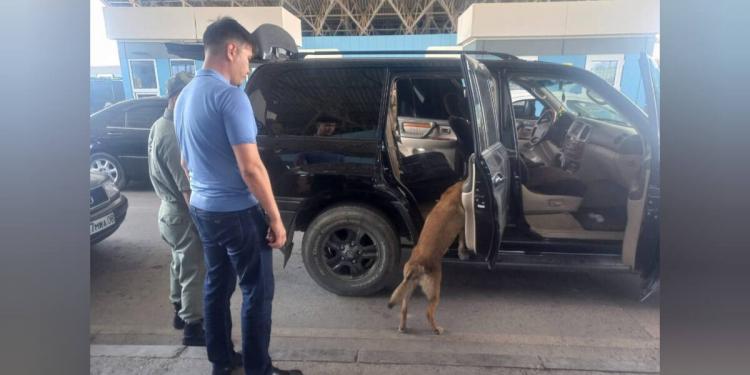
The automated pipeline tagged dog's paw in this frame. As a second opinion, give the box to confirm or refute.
[458,251,470,261]
[398,326,407,334]
[387,302,395,309]
[433,326,445,335]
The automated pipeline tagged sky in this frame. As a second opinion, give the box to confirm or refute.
[90,0,120,67]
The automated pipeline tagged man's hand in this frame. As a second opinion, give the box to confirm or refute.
[231,143,286,249]
[266,218,287,249]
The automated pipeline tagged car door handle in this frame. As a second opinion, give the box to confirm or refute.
[492,173,505,186]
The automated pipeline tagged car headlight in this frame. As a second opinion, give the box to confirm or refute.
[102,180,120,198]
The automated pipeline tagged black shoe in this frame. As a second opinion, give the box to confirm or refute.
[272,367,303,375]
[182,320,206,346]
[230,351,242,368]
[211,365,233,375]
[172,303,185,330]
[211,352,242,375]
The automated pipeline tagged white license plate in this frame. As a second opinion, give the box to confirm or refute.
[90,213,116,235]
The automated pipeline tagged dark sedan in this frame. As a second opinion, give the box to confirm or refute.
[90,171,128,244]
[90,97,167,189]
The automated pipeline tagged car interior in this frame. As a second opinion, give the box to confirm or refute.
[510,77,650,249]
[384,75,474,217]
[385,73,651,254]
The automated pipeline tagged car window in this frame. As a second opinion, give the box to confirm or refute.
[510,83,547,120]
[467,60,501,149]
[648,57,660,116]
[515,76,632,127]
[126,104,164,129]
[512,99,546,120]
[396,78,459,120]
[252,67,386,139]
[105,108,127,128]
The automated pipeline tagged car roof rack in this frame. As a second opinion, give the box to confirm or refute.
[165,42,519,62]
[292,50,518,60]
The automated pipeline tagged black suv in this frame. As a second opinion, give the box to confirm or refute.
[243,50,660,299]
[90,97,168,189]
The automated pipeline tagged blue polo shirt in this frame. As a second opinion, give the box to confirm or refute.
[174,69,258,212]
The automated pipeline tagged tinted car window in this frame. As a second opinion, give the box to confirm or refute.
[126,105,164,129]
[252,67,386,139]
[464,58,502,150]
[396,78,456,120]
[106,108,126,128]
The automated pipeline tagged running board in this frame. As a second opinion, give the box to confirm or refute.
[443,251,631,272]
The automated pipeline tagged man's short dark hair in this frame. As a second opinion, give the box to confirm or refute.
[202,17,255,53]
[316,114,339,124]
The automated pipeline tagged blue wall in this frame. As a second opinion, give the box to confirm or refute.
[155,59,171,96]
[118,42,133,99]
[117,36,648,109]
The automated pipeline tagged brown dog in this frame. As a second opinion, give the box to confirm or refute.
[387,181,472,335]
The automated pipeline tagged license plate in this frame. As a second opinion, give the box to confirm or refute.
[90,213,116,235]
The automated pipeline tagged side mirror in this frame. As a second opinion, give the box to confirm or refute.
[251,24,298,62]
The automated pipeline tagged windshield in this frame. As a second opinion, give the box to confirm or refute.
[518,78,631,126]
[648,56,660,116]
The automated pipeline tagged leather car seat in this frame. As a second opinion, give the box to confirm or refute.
[519,154,586,197]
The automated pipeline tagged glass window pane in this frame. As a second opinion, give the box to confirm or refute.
[467,58,500,149]
[514,76,632,127]
[170,60,195,76]
[589,60,618,86]
[130,61,157,89]
[252,68,385,139]
[126,105,164,129]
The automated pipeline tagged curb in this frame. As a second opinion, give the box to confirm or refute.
[91,345,659,373]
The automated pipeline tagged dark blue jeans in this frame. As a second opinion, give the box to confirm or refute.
[189,205,274,375]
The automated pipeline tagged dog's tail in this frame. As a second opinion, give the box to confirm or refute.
[387,264,424,309]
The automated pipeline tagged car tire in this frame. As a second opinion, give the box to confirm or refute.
[90,152,127,190]
[302,204,400,296]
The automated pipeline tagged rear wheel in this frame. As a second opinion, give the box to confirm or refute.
[302,204,400,296]
[90,152,127,190]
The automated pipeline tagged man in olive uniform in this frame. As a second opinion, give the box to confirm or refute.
[147,72,206,346]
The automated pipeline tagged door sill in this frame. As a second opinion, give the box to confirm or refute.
[443,250,630,272]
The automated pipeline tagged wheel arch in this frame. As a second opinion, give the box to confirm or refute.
[293,189,419,245]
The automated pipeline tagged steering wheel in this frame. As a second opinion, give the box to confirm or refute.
[527,109,557,146]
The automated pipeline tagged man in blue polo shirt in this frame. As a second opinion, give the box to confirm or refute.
[174,17,301,375]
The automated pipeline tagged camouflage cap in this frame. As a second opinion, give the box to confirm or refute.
[167,71,193,99]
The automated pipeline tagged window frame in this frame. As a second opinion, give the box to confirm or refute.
[128,59,160,98]
[169,59,196,76]
[585,54,625,90]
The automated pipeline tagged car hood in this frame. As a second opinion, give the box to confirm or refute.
[90,171,109,188]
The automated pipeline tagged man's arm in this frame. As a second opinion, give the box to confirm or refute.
[231,143,286,249]
[160,133,192,208]
[180,157,191,206]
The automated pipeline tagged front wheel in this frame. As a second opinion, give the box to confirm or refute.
[301,204,400,296]
[90,152,127,190]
